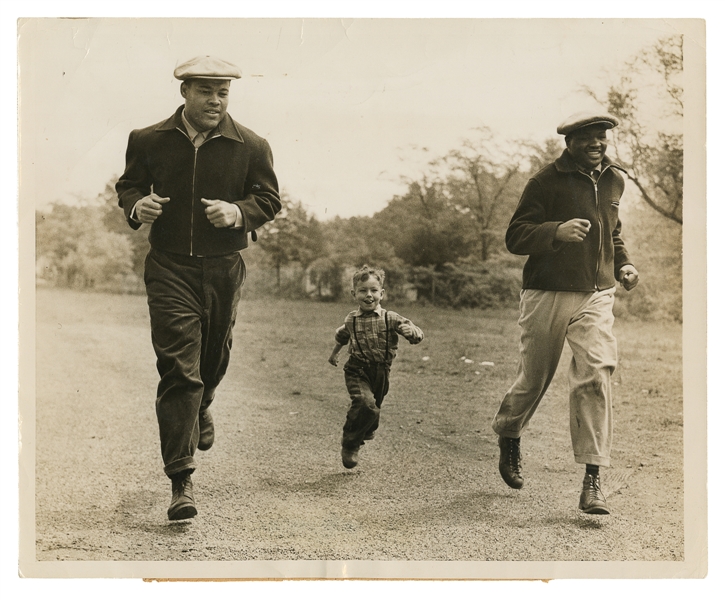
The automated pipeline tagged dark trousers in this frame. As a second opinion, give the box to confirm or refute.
[341,357,390,450]
[144,248,245,478]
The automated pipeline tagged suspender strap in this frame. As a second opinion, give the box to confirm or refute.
[384,310,390,363]
[352,315,364,359]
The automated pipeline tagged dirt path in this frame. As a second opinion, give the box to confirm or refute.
[32,288,684,564]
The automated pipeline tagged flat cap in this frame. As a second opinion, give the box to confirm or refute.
[557,112,619,136]
[174,55,242,81]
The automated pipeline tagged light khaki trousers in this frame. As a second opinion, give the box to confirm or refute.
[492,288,617,466]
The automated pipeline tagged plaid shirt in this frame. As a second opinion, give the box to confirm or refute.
[334,306,424,365]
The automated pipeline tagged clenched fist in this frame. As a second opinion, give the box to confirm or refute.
[555,218,591,243]
[134,193,170,224]
[201,198,240,228]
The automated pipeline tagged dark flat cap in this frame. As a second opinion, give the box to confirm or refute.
[557,112,619,136]
[174,55,242,80]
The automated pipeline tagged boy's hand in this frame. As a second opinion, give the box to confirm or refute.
[328,354,339,367]
[399,322,423,344]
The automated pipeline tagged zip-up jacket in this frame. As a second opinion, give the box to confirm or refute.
[506,149,633,292]
[116,105,281,257]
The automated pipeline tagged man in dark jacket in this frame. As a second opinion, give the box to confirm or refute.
[491,112,639,515]
[116,56,281,520]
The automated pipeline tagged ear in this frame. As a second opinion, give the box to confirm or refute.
[380,288,385,299]
[180,82,188,99]
[350,289,356,300]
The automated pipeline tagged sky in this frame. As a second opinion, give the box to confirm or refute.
[17,17,690,220]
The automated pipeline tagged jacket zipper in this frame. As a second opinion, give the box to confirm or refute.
[190,146,198,256]
[179,127,222,256]
[591,165,612,291]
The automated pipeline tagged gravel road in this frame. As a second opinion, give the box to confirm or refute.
[32,289,685,568]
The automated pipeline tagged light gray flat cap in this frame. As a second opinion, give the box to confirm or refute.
[557,112,619,136]
[174,55,242,80]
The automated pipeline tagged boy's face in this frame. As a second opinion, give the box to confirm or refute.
[352,276,384,313]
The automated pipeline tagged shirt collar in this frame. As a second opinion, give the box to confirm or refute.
[181,110,213,142]
[353,305,384,317]
[156,105,245,144]
[580,162,602,179]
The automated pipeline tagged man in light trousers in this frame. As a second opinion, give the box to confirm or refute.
[492,111,639,514]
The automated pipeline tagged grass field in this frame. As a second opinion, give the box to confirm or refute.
[32,287,684,564]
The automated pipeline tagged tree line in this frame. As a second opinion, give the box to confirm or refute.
[35,36,683,321]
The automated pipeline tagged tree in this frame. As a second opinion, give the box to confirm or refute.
[256,192,325,289]
[521,137,564,175]
[97,177,151,281]
[441,128,522,261]
[36,202,134,289]
[586,35,683,224]
[373,174,475,269]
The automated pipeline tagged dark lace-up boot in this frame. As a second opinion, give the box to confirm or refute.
[578,473,611,515]
[198,408,215,451]
[167,471,197,521]
[341,446,360,469]
[498,435,524,489]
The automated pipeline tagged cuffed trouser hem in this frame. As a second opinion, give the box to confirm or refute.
[164,457,196,479]
[574,454,610,467]
[491,425,522,439]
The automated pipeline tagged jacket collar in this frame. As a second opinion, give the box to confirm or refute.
[554,149,626,175]
[156,105,245,143]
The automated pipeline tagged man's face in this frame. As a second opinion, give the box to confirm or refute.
[181,79,230,132]
[351,277,385,313]
[566,125,609,171]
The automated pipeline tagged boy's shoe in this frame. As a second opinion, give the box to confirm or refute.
[168,471,197,521]
[197,408,215,451]
[498,435,524,489]
[578,473,611,515]
[341,447,360,469]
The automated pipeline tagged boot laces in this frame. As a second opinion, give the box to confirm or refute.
[584,474,605,499]
[507,438,522,474]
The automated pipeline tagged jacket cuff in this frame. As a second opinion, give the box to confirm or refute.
[544,221,564,250]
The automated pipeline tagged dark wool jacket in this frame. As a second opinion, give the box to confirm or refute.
[506,149,633,292]
[116,106,281,257]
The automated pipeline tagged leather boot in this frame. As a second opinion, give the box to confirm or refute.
[578,473,611,515]
[167,471,197,521]
[498,435,524,489]
[198,408,215,451]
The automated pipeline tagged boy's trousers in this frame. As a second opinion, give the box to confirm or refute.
[144,248,245,478]
[341,356,390,450]
[492,288,617,466]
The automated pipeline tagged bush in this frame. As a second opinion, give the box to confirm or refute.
[410,255,523,309]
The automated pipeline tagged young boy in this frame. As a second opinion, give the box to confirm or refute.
[328,265,424,469]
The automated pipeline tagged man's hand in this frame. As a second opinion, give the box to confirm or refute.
[201,198,239,228]
[619,265,640,291]
[134,193,170,224]
[328,354,340,367]
[555,218,591,243]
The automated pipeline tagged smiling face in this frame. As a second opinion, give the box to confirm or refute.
[566,125,609,171]
[180,79,230,132]
[351,275,385,313]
